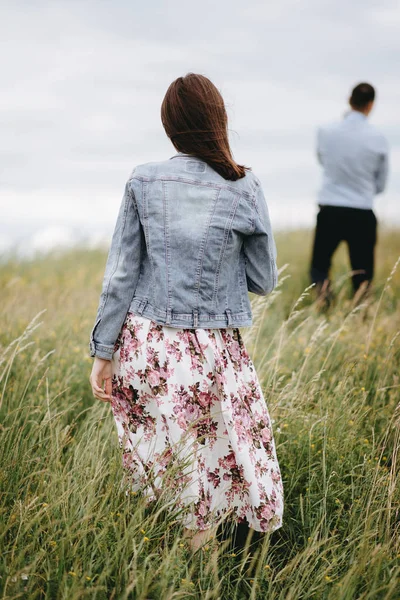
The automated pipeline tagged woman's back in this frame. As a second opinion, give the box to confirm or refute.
[90,152,277,360]
[128,152,277,328]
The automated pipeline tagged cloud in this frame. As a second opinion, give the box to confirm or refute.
[0,0,399,250]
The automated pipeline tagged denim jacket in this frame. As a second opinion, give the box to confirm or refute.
[89,153,278,360]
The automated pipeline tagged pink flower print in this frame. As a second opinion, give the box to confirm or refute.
[132,320,144,334]
[197,500,207,516]
[261,427,272,445]
[177,412,187,430]
[224,451,237,470]
[158,448,173,468]
[185,403,200,422]
[271,470,281,483]
[125,364,137,382]
[254,462,266,478]
[198,392,211,408]
[147,323,164,342]
[215,370,227,387]
[229,341,241,361]
[207,468,221,487]
[235,422,248,443]
[238,410,251,428]
[147,369,161,388]
[260,504,274,521]
[111,312,283,534]
[132,337,143,352]
[122,451,138,471]
[146,347,157,367]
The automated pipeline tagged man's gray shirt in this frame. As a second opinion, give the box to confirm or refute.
[317,110,389,210]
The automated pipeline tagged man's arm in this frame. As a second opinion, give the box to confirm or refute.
[374,151,389,195]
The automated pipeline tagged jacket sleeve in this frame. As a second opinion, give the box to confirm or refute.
[243,180,278,296]
[89,178,143,360]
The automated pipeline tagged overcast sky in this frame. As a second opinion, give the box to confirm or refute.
[1,0,399,252]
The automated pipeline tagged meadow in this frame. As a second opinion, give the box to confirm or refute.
[0,229,399,600]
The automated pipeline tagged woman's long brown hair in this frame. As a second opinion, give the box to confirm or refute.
[161,73,249,181]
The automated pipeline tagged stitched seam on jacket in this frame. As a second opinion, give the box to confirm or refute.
[194,187,221,309]
[132,175,253,201]
[253,181,277,289]
[212,194,240,309]
[129,298,251,321]
[162,180,172,314]
[142,181,156,300]
[235,245,246,312]
[250,181,259,235]
[94,342,114,351]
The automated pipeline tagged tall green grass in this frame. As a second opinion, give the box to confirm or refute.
[1,229,399,599]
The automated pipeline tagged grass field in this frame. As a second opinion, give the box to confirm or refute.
[1,229,399,600]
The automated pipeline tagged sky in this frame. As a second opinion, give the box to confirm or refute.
[1,0,399,253]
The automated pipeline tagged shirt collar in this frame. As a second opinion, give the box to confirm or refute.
[345,110,367,122]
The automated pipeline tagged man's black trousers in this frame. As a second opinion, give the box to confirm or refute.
[310,205,377,293]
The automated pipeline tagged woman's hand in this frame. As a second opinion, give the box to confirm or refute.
[90,357,112,402]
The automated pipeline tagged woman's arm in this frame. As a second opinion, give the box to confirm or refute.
[243,180,278,296]
[89,176,143,360]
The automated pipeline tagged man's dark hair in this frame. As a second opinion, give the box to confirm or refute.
[350,83,375,110]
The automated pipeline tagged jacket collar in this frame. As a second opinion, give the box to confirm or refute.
[170,152,204,161]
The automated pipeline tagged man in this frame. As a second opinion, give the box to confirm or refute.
[310,83,389,302]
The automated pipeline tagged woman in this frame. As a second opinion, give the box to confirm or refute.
[89,73,283,551]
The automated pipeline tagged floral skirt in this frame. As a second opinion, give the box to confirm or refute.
[111,312,283,532]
